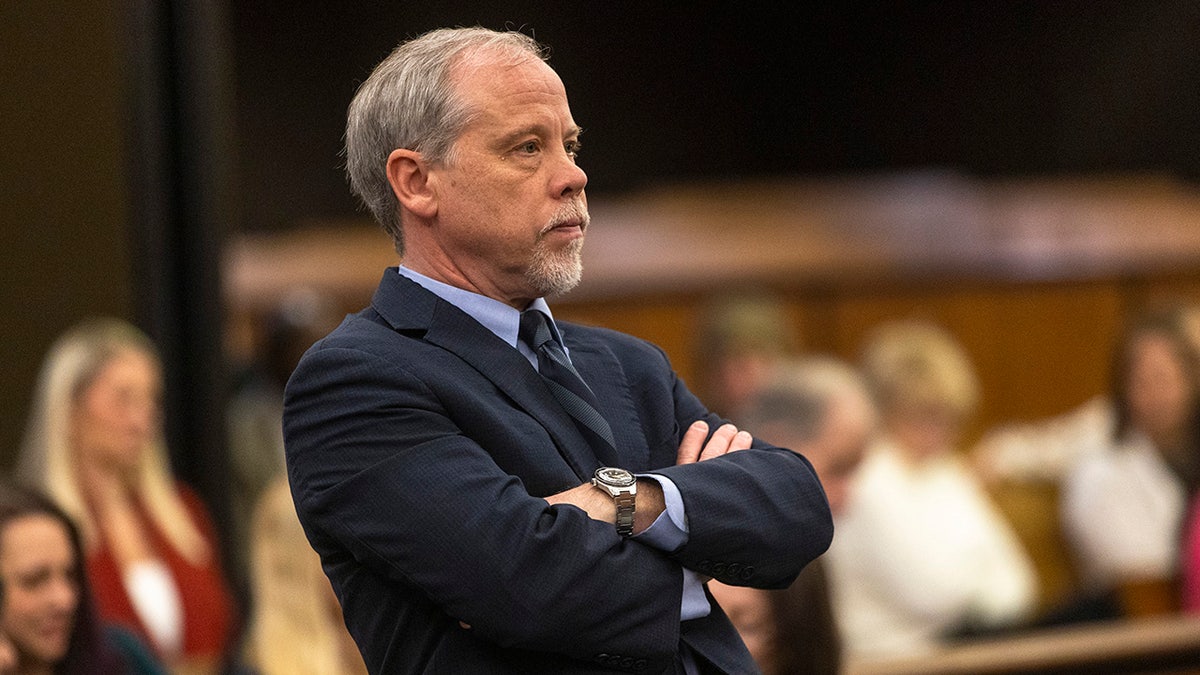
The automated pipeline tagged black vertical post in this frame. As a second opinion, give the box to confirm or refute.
[124,0,242,601]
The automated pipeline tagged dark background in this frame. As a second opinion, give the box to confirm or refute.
[229,2,1200,233]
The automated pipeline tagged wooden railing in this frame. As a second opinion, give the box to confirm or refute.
[848,615,1200,675]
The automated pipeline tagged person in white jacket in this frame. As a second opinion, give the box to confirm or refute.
[828,320,1038,661]
[971,305,1200,615]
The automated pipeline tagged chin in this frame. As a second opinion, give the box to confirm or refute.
[526,248,583,297]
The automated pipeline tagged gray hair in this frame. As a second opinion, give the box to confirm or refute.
[345,27,547,255]
[737,356,874,443]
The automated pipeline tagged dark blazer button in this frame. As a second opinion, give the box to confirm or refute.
[634,659,648,671]
[726,563,742,578]
[698,559,713,573]
[608,655,623,667]
[711,562,727,577]
[740,565,755,581]
[595,653,610,664]
[620,657,635,669]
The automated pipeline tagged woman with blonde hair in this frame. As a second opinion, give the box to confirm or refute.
[240,476,365,675]
[17,318,235,673]
[826,319,1037,661]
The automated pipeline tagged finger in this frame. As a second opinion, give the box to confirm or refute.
[676,421,709,465]
[699,423,740,462]
[730,430,753,452]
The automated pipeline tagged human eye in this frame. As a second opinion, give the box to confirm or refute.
[565,139,582,160]
[515,140,540,155]
[17,568,51,591]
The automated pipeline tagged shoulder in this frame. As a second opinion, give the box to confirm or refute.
[288,308,437,388]
[307,308,405,357]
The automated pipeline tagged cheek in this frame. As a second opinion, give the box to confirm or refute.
[75,395,115,436]
[1,592,34,635]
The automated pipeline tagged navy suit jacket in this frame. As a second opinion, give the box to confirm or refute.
[283,270,833,674]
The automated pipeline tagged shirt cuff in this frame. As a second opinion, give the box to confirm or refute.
[632,473,687,552]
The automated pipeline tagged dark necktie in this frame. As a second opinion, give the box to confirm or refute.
[519,310,619,465]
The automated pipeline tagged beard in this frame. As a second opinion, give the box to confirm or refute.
[525,201,587,297]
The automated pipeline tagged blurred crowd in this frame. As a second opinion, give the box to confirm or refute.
[0,290,1196,674]
[0,290,354,675]
[698,293,1200,674]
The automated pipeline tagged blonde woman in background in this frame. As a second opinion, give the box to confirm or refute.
[826,320,1037,661]
[16,319,235,673]
[240,477,365,675]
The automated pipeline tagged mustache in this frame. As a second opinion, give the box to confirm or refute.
[541,200,590,234]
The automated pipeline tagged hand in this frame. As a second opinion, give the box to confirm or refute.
[675,421,752,465]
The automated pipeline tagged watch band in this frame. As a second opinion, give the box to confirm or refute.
[612,490,636,537]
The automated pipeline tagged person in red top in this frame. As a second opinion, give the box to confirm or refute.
[17,318,236,673]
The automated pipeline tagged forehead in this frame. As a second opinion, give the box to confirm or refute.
[450,48,572,122]
[1,515,72,568]
[81,348,160,397]
[97,348,157,378]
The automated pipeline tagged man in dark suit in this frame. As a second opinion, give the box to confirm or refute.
[283,26,833,674]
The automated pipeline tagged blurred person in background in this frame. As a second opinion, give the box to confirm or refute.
[827,319,1037,661]
[976,302,1200,491]
[711,356,876,674]
[226,289,341,578]
[0,588,13,674]
[16,319,236,673]
[237,476,366,675]
[1061,306,1200,616]
[1176,302,1200,614]
[704,584,776,674]
[0,480,164,674]
[693,291,799,420]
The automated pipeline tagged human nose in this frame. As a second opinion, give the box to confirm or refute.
[128,395,160,437]
[554,152,587,199]
[49,575,78,614]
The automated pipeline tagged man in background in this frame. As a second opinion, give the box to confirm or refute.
[712,356,876,674]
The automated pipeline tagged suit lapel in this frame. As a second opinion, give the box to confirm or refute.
[370,271,601,481]
[561,326,650,472]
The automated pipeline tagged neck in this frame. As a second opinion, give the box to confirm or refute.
[401,257,535,310]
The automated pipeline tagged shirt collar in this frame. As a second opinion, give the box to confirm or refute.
[396,265,563,358]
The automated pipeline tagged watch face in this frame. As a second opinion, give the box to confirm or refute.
[595,467,635,487]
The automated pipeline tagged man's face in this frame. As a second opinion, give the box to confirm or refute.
[425,50,589,307]
[770,392,872,517]
[808,394,872,516]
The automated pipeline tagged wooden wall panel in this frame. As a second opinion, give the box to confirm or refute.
[816,281,1126,439]
[555,277,1158,441]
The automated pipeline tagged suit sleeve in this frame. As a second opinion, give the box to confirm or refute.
[651,353,835,590]
[284,344,682,667]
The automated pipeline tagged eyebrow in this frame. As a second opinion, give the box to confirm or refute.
[496,124,584,149]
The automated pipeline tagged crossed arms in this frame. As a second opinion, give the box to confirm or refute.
[284,333,832,669]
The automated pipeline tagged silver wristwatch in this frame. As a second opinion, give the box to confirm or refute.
[592,467,637,537]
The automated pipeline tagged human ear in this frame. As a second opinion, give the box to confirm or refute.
[386,149,437,219]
